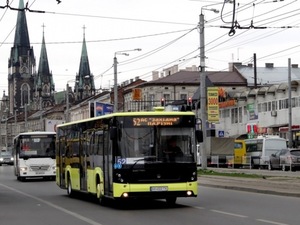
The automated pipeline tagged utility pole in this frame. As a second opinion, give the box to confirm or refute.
[199,13,207,169]
[113,48,141,112]
[113,55,118,112]
[66,83,69,122]
[288,58,293,148]
[254,53,257,88]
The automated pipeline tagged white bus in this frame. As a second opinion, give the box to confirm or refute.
[13,131,56,181]
[245,135,287,169]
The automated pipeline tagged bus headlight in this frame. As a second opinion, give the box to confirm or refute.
[187,191,193,196]
[20,167,28,171]
[122,192,129,198]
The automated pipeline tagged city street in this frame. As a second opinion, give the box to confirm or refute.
[1,166,300,225]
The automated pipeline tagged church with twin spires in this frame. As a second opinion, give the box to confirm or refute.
[6,0,95,115]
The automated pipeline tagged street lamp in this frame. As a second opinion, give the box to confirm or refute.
[113,48,141,112]
[199,6,219,169]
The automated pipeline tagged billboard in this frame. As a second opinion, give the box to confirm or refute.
[45,119,64,132]
[207,87,219,123]
[95,102,114,116]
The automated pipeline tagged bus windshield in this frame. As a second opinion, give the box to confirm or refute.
[117,116,195,162]
[19,136,55,158]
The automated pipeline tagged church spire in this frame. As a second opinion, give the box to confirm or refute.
[13,0,30,50]
[35,24,55,108]
[74,25,95,100]
[38,24,50,75]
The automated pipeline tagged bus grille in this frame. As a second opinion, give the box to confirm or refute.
[30,165,50,171]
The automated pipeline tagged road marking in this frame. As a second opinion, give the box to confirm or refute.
[211,209,248,218]
[256,219,289,225]
[0,183,103,225]
[192,206,205,210]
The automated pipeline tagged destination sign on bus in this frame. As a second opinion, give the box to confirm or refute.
[132,117,180,126]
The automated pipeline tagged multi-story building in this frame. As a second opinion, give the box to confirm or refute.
[215,63,300,142]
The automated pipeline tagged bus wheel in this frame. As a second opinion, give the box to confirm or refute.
[67,177,74,197]
[166,197,177,206]
[97,183,106,206]
[17,176,25,182]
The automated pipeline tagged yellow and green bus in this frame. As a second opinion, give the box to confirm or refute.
[56,109,202,205]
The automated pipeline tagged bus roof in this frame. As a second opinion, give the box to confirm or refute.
[57,111,196,128]
[245,135,286,142]
[14,131,56,139]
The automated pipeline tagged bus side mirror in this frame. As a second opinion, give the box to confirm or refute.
[195,130,203,143]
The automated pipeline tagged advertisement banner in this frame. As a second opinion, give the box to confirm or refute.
[207,87,219,122]
[247,103,258,120]
[132,88,142,101]
[95,102,114,116]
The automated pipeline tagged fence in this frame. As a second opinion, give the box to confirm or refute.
[280,155,300,171]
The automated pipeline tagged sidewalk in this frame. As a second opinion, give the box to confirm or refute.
[198,168,300,197]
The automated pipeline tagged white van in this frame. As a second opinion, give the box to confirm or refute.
[245,135,287,169]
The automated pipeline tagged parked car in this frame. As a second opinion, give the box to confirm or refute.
[0,151,14,166]
[270,148,300,171]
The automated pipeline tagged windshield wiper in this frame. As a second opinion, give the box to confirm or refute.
[130,156,157,170]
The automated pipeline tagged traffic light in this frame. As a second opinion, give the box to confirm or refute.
[161,98,165,106]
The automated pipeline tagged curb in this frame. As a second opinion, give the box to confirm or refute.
[198,175,300,198]
[200,182,300,198]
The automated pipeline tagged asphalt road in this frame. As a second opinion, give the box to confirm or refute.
[1,165,300,225]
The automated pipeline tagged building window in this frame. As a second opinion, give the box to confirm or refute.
[258,103,262,113]
[272,100,277,111]
[292,97,296,107]
[148,94,155,101]
[224,109,230,118]
[231,108,238,124]
[238,107,242,123]
[279,99,287,110]
[262,102,267,112]
[180,94,187,100]
[21,83,30,106]
[163,94,170,101]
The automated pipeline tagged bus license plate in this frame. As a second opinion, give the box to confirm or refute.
[150,186,168,192]
[36,172,45,175]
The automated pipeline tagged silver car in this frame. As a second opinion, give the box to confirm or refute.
[0,151,14,166]
[270,149,300,171]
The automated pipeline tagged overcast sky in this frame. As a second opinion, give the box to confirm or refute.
[0,0,299,95]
